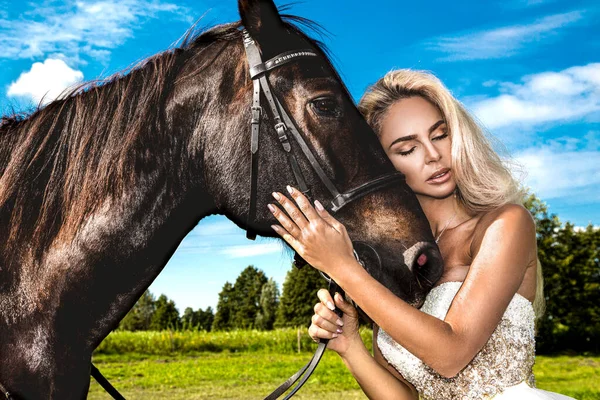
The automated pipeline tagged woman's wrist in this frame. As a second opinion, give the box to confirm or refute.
[338,332,368,360]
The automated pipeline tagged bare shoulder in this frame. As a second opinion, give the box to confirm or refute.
[470,204,536,260]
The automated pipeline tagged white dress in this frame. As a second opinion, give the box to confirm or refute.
[377,281,576,400]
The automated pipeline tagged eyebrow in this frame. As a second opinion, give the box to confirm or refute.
[387,120,446,150]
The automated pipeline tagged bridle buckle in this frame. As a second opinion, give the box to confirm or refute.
[251,106,262,124]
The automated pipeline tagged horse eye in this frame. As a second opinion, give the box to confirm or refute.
[310,97,342,118]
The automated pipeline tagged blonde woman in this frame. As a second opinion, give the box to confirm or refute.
[267,70,575,399]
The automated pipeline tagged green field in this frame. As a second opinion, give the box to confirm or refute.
[87,330,600,399]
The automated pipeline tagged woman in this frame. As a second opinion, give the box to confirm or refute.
[266,70,575,399]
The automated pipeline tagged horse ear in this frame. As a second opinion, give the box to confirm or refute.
[238,0,283,40]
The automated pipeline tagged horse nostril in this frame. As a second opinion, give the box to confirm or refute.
[412,246,444,290]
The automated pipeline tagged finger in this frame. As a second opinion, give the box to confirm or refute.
[334,292,358,317]
[272,191,309,230]
[311,313,343,334]
[286,185,321,223]
[268,203,301,239]
[314,302,344,327]
[271,224,304,254]
[317,288,335,311]
[308,324,339,341]
[314,200,347,234]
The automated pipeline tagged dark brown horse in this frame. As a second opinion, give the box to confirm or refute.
[0,0,443,398]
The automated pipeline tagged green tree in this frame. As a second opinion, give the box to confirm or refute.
[182,306,215,331]
[275,265,327,328]
[181,307,197,330]
[118,290,156,331]
[149,294,180,331]
[197,306,215,331]
[523,192,600,353]
[213,282,234,331]
[256,278,280,330]
[230,266,268,329]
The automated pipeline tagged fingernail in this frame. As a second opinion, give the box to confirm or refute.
[332,333,338,338]
[336,293,345,303]
[286,185,294,194]
[272,192,281,200]
[336,319,344,327]
[314,200,324,211]
[271,225,278,231]
[267,204,276,213]
[336,328,343,334]
[326,301,335,311]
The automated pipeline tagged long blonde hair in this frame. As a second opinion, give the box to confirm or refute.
[358,69,545,325]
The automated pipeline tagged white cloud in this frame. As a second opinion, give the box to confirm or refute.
[514,136,600,202]
[471,63,600,129]
[426,11,584,61]
[0,0,191,63]
[221,243,284,259]
[7,58,83,105]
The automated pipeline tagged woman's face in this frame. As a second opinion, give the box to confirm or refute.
[379,96,456,199]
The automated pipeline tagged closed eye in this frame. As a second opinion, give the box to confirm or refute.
[397,132,449,156]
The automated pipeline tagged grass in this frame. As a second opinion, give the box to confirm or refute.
[87,330,600,399]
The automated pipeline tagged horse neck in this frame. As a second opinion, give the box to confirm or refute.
[0,39,250,352]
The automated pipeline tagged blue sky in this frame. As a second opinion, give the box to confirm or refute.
[1,0,598,312]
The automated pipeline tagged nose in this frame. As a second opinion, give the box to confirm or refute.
[424,142,441,164]
[403,241,444,289]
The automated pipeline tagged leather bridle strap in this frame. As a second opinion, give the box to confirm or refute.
[263,280,345,400]
[0,380,14,400]
[91,364,126,400]
[242,29,405,240]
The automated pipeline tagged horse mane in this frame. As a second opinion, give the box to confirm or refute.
[0,13,338,257]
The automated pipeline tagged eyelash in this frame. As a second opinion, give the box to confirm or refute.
[397,132,449,156]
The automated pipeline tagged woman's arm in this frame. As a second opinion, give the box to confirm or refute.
[340,337,418,400]
[372,324,419,399]
[336,204,536,377]
[269,188,537,378]
[309,291,418,399]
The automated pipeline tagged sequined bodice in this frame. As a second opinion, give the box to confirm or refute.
[377,281,536,400]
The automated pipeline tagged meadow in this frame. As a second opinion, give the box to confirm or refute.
[87,329,600,399]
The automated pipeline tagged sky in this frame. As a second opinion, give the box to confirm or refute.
[1,0,598,312]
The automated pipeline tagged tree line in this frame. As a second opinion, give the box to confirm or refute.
[119,193,599,354]
[119,291,214,331]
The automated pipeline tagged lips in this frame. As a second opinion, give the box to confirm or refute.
[428,168,450,181]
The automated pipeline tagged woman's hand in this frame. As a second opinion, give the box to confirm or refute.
[309,290,362,357]
[267,185,356,276]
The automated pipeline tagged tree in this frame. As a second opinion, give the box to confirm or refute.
[149,294,180,331]
[275,265,327,328]
[197,306,215,331]
[118,290,156,331]
[230,266,268,329]
[213,282,235,331]
[181,307,197,330]
[256,278,280,330]
[182,306,215,331]
[523,192,600,353]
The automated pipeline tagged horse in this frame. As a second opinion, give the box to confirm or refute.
[0,0,443,398]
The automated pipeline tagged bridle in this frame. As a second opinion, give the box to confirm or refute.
[42,28,408,400]
[240,28,403,399]
[241,28,405,241]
